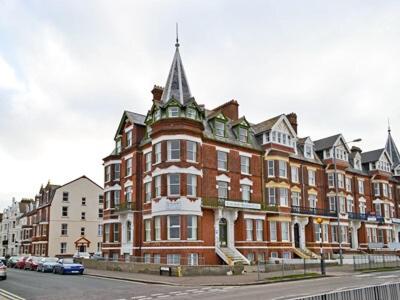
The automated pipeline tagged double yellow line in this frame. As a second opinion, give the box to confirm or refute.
[0,289,25,300]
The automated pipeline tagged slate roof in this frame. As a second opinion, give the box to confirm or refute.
[126,111,146,126]
[385,131,400,167]
[252,115,282,135]
[361,148,384,163]
[314,134,341,152]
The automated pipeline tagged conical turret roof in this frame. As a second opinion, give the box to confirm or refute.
[385,128,400,168]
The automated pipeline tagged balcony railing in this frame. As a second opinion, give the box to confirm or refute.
[201,198,267,211]
[114,202,135,213]
[348,212,368,220]
[291,206,337,217]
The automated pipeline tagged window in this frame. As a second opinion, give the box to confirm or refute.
[145,152,152,172]
[240,156,251,174]
[278,161,287,178]
[329,196,336,212]
[305,144,313,158]
[339,196,346,213]
[114,164,120,179]
[154,109,161,121]
[323,224,329,242]
[187,216,197,240]
[374,183,380,196]
[268,188,276,205]
[279,188,288,206]
[328,173,335,188]
[114,190,120,207]
[331,225,338,243]
[61,224,68,236]
[218,181,228,199]
[186,141,197,162]
[116,139,122,154]
[384,204,390,218]
[389,185,393,199]
[215,120,225,137]
[347,198,353,213]
[340,226,348,243]
[337,174,344,189]
[125,187,132,203]
[81,227,85,236]
[377,229,384,243]
[105,224,110,242]
[281,222,290,241]
[314,224,321,242]
[239,127,248,143]
[187,174,197,197]
[168,216,180,240]
[375,203,382,216]
[246,219,253,241]
[167,140,180,160]
[81,197,86,206]
[241,185,251,202]
[62,206,68,217]
[217,151,228,171]
[309,195,317,209]
[154,176,161,197]
[126,158,132,176]
[145,219,151,241]
[99,195,104,204]
[256,220,263,241]
[126,130,132,147]
[154,217,161,241]
[188,253,198,266]
[62,192,69,202]
[167,254,180,265]
[291,166,299,183]
[168,174,180,196]
[308,170,316,186]
[186,108,197,119]
[145,182,152,203]
[105,192,110,208]
[291,192,300,207]
[359,202,366,214]
[98,224,102,237]
[60,242,67,254]
[126,221,132,242]
[383,184,388,197]
[267,160,275,177]
[155,143,161,164]
[153,254,161,264]
[358,179,364,194]
[270,221,277,241]
[168,106,179,117]
[113,224,119,242]
[345,177,352,192]
[81,212,86,220]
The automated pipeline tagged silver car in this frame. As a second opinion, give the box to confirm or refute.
[0,262,7,280]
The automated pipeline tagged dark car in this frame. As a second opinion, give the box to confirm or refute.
[6,256,19,268]
[15,256,29,269]
[37,257,59,273]
[24,256,41,271]
[53,258,84,275]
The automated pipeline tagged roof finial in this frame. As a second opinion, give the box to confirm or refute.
[388,118,391,134]
[175,23,179,48]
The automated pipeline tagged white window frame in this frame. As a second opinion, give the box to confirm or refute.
[241,184,251,202]
[126,158,132,176]
[291,166,299,183]
[155,143,162,164]
[154,217,161,241]
[218,181,228,199]
[267,160,275,177]
[186,141,197,162]
[167,140,180,161]
[215,120,225,137]
[155,176,161,197]
[145,152,152,172]
[256,220,263,241]
[240,156,250,174]
[187,216,197,240]
[168,215,180,240]
[278,161,287,178]
[281,221,290,242]
[217,151,228,171]
[270,221,277,241]
[246,219,253,241]
[187,174,197,197]
[168,106,179,117]
[168,174,180,196]
[145,182,151,203]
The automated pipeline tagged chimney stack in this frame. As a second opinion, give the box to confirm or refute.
[286,113,298,134]
[151,85,164,102]
[212,100,239,121]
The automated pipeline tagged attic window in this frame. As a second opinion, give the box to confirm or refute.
[126,130,133,147]
[304,144,313,159]
[154,110,161,121]
[377,160,391,172]
[239,127,248,143]
[116,138,122,154]
[187,108,197,119]
[215,120,225,137]
[270,131,294,148]
[354,158,361,170]
[168,107,179,117]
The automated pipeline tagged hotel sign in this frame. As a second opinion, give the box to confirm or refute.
[224,201,261,210]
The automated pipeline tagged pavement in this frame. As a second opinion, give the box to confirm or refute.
[1,267,400,300]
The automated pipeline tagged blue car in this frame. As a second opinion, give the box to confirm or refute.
[37,257,59,273]
[53,258,84,275]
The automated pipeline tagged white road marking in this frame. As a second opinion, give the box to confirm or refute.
[354,274,372,277]
[132,297,147,300]
[186,289,199,292]
[377,275,397,279]
[0,289,26,300]
[175,293,189,296]
[150,294,163,297]
[156,295,171,298]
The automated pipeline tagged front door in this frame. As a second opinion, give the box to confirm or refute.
[219,218,228,247]
[79,245,86,252]
[294,223,300,248]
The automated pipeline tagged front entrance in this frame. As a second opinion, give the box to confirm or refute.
[294,223,300,248]
[219,218,228,247]
[79,245,86,253]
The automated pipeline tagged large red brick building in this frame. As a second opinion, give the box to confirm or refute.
[101,40,400,265]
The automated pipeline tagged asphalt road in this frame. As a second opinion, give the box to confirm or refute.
[0,268,400,300]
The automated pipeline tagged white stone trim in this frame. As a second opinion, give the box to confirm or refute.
[239,151,252,158]
[379,225,393,230]
[358,197,366,203]
[141,246,214,249]
[151,197,202,217]
[104,184,121,192]
[243,214,265,220]
[123,153,133,160]
[104,160,121,167]
[365,224,378,228]
[216,174,231,183]
[373,199,383,204]
[152,134,202,145]
[102,219,121,225]
[143,175,152,184]
[152,165,203,177]
[143,214,152,220]
[124,180,133,188]
[240,177,253,186]
[143,147,152,155]
[215,146,230,153]
[124,125,133,133]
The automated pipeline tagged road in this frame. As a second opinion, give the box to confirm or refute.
[0,268,399,300]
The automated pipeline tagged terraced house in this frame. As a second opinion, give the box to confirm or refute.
[101,40,400,265]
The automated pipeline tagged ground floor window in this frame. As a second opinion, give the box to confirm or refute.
[112,253,119,261]
[270,252,278,258]
[331,225,338,242]
[257,253,265,262]
[154,254,161,264]
[60,242,67,254]
[282,252,291,259]
[247,252,254,263]
[144,253,151,264]
[188,253,198,266]
[167,254,180,265]
[377,229,384,243]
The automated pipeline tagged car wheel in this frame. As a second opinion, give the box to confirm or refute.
[61,268,64,275]
[79,271,83,275]
[53,268,57,274]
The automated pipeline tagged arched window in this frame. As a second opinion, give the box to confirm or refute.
[126,221,132,242]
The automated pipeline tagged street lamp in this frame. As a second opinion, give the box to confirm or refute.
[333,138,362,265]
[316,217,326,275]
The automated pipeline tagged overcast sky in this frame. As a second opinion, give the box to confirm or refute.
[1,0,400,210]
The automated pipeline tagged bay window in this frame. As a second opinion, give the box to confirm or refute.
[187,216,197,240]
[291,166,299,183]
[154,175,161,197]
[279,161,287,178]
[167,140,180,160]
[246,219,253,241]
[168,216,180,240]
[279,188,288,206]
[186,141,197,162]
[267,160,275,177]
[256,220,263,241]
[168,174,180,196]
[187,174,197,197]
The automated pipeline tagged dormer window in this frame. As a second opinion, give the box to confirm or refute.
[168,107,179,118]
[154,110,161,121]
[116,138,122,154]
[126,130,132,147]
[376,160,391,172]
[239,127,248,143]
[354,158,361,170]
[304,144,314,159]
[269,130,295,149]
[334,148,348,161]
[186,108,197,120]
[215,120,225,137]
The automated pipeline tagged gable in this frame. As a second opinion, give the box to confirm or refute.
[379,150,392,165]
[271,115,297,138]
[334,135,350,153]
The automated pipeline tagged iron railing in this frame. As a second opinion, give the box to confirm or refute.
[291,206,336,217]
[114,202,136,213]
[348,212,368,220]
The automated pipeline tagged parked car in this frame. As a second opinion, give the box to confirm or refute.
[6,256,19,268]
[0,257,6,265]
[15,256,29,269]
[90,252,103,260]
[73,252,90,259]
[0,262,6,280]
[37,257,59,273]
[24,256,41,271]
[53,258,84,275]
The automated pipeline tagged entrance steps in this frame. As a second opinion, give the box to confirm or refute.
[216,247,250,266]
[294,247,321,259]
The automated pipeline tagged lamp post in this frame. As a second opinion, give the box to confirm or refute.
[316,217,325,275]
[333,138,362,265]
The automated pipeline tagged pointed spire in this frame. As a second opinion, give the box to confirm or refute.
[160,27,192,104]
[385,124,400,168]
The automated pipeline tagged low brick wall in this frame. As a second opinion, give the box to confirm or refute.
[80,259,244,277]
